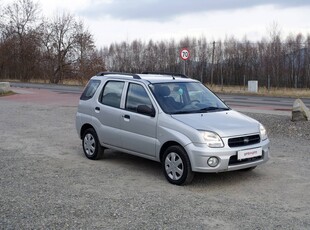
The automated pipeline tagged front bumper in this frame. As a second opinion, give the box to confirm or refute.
[185,139,270,173]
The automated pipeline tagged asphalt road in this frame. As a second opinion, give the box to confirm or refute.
[9,82,84,94]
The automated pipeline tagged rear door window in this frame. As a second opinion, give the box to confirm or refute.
[100,81,125,108]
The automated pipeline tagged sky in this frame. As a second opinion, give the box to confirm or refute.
[2,0,310,48]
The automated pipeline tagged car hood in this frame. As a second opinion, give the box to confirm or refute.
[171,110,260,137]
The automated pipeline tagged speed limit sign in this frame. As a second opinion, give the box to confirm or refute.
[180,48,190,60]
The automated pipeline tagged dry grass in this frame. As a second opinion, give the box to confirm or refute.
[207,84,310,98]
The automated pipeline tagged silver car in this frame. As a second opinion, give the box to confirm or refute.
[76,72,270,185]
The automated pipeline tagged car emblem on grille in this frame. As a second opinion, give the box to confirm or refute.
[244,137,249,144]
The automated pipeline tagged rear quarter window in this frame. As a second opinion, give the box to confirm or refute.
[80,79,101,100]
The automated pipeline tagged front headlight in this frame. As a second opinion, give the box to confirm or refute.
[201,131,224,148]
[259,124,268,141]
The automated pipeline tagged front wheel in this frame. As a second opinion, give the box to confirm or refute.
[162,145,194,185]
[82,128,104,160]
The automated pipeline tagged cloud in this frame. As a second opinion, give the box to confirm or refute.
[80,0,310,21]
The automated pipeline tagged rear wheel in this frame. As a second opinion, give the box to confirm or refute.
[82,128,103,160]
[162,145,194,185]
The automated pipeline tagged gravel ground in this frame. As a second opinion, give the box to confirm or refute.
[0,100,309,229]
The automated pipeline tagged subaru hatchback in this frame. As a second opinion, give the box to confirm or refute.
[76,72,270,185]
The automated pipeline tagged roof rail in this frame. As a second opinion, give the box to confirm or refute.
[96,72,141,79]
[141,71,188,78]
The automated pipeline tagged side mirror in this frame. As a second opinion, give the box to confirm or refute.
[137,105,155,117]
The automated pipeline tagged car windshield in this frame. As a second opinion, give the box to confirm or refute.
[149,82,230,114]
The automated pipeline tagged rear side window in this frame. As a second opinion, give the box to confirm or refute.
[100,81,125,108]
[80,79,101,100]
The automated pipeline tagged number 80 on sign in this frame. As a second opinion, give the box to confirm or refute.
[180,48,190,60]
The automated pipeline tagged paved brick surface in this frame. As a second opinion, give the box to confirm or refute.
[1,87,80,106]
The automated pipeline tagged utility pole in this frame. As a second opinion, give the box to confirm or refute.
[210,41,215,85]
[220,51,223,91]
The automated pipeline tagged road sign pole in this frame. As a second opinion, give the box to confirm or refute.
[180,48,190,76]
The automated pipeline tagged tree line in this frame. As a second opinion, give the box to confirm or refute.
[0,0,105,84]
[101,33,310,88]
[1,0,310,88]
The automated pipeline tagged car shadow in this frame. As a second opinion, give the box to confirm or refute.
[191,170,263,187]
[91,149,265,188]
[100,149,163,173]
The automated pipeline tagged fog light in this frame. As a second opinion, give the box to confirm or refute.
[207,157,219,167]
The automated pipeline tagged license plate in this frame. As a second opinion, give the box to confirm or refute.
[237,147,262,160]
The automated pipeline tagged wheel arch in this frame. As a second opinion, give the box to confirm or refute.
[159,141,185,163]
[80,123,95,139]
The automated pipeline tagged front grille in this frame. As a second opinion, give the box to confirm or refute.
[228,135,260,148]
[229,153,264,166]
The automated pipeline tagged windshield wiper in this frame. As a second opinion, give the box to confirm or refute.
[198,107,230,112]
[171,110,195,115]
[171,107,229,114]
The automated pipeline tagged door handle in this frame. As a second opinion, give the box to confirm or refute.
[123,114,130,119]
[95,107,100,113]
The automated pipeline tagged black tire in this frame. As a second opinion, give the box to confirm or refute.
[162,145,194,185]
[82,128,104,160]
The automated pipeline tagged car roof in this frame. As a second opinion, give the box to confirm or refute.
[91,72,198,84]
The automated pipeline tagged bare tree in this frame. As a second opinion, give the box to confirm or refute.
[46,13,76,83]
[73,20,101,83]
[40,13,101,83]
[196,37,209,83]
[304,35,310,87]
[0,0,41,81]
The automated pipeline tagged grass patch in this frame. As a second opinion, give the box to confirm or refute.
[0,91,15,97]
